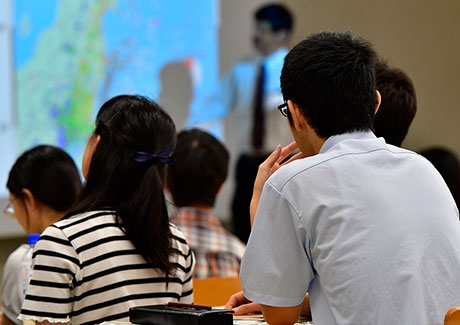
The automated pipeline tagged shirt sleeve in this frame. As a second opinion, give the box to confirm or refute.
[1,246,26,324]
[170,225,195,303]
[19,225,79,323]
[240,181,313,307]
[180,249,195,303]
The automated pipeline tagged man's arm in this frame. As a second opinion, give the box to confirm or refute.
[225,291,311,320]
[300,294,311,319]
[250,141,301,225]
[261,304,303,325]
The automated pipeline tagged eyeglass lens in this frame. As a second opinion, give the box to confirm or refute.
[4,202,15,218]
[278,102,288,117]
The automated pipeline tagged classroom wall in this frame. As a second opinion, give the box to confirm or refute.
[285,0,460,154]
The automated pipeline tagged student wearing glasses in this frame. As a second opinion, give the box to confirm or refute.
[1,145,82,325]
[227,31,460,324]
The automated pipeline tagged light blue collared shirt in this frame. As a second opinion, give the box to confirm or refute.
[241,131,460,324]
[187,47,292,154]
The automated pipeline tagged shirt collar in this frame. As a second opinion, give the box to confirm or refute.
[173,207,218,222]
[319,130,379,154]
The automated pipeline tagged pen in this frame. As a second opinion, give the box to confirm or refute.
[166,301,212,310]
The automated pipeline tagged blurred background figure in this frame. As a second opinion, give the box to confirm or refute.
[186,3,294,243]
[419,146,460,211]
[168,128,245,278]
[373,59,417,147]
[1,145,82,325]
[225,3,294,243]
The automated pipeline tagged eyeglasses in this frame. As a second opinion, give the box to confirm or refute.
[4,201,15,219]
[277,102,288,117]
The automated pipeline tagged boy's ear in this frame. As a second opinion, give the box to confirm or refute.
[375,90,381,114]
[288,100,307,131]
[22,188,37,211]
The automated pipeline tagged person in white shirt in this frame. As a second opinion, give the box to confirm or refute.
[189,3,295,243]
[1,145,81,325]
[227,31,460,325]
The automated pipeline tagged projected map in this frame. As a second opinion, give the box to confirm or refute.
[13,0,218,174]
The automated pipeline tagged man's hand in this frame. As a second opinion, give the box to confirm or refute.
[225,291,312,322]
[224,291,262,315]
[250,141,303,225]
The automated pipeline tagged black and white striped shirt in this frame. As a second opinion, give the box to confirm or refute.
[19,210,194,325]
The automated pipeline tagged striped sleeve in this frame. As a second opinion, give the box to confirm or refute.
[170,224,195,302]
[19,225,79,323]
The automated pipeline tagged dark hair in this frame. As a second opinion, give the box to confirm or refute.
[281,31,378,138]
[255,3,293,32]
[168,128,229,207]
[373,59,417,147]
[7,145,81,211]
[69,94,177,275]
[419,147,460,209]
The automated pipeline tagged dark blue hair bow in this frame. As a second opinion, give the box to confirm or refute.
[133,148,175,164]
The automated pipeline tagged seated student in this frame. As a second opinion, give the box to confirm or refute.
[420,146,460,210]
[373,58,417,147]
[168,128,245,278]
[1,145,82,325]
[226,58,420,319]
[226,31,460,324]
[18,95,195,325]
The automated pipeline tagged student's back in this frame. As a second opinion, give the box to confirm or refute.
[19,95,195,325]
[420,146,460,211]
[1,145,82,325]
[264,139,460,323]
[168,129,245,278]
[236,31,460,325]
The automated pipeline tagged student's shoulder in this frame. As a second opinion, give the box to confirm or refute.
[169,223,190,246]
[268,156,323,189]
[43,210,115,240]
[3,244,28,270]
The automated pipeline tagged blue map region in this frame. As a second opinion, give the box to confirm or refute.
[14,0,218,172]
[101,1,218,103]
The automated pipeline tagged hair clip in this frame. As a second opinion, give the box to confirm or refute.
[133,148,175,164]
[103,110,121,126]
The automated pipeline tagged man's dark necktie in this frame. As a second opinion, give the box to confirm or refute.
[252,63,265,150]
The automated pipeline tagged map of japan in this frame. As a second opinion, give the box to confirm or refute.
[14,0,218,170]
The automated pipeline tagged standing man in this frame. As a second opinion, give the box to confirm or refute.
[233,31,460,324]
[192,3,294,243]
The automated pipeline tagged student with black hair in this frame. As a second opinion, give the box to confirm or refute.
[168,128,245,278]
[1,145,82,325]
[373,59,417,147]
[227,31,460,325]
[18,95,195,325]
